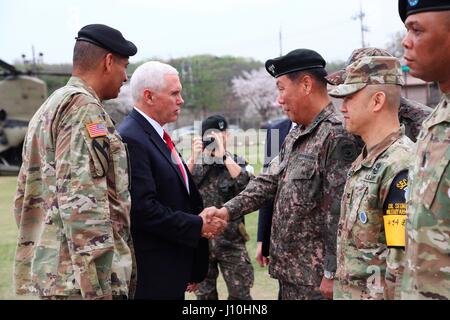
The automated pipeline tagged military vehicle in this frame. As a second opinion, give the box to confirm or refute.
[0,58,69,175]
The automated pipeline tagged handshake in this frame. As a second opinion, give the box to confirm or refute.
[199,207,230,239]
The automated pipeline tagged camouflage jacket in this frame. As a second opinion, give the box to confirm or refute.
[399,97,432,142]
[191,153,252,248]
[400,93,450,300]
[14,77,133,299]
[335,129,414,300]
[224,103,362,286]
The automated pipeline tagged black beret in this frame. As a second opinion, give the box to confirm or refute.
[265,49,326,78]
[399,0,450,22]
[76,24,137,57]
[202,115,228,136]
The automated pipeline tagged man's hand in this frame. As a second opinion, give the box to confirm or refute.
[215,207,230,222]
[191,136,203,164]
[320,276,334,300]
[199,207,227,239]
[256,241,269,267]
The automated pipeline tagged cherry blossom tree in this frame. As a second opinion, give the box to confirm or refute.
[232,68,279,122]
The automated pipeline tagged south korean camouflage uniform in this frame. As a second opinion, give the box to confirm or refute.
[14,76,134,299]
[224,103,362,300]
[400,92,450,300]
[192,152,254,300]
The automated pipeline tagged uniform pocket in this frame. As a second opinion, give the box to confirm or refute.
[418,138,449,210]
[347,185,383,249]
[123,143,132,191]
[290,160,318,207]
[109,133,130,197]
[344,185,366,232]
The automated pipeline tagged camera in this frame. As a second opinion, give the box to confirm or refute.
[203,137,215,149]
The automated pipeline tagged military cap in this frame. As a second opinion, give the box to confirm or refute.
[326,48,394,86]
[399,0,450,22]
[202,115,228,136]
[329,56,404,98]
[76,24,137,57]
[265,49,326,78]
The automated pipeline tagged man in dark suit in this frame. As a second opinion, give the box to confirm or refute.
[256,117,293,268]
[118,61,227,300]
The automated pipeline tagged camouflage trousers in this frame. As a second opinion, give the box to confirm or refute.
[40,294,128,300]
[40,295,84,300]
[279,281,323,300]
[195,241,254,300]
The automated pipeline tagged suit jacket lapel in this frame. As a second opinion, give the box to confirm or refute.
[130,109,189,195]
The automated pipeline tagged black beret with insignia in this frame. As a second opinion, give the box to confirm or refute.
[265,49,326,78]
[76,24,137,57]
[202,115,228,136]
[399,0,450,22]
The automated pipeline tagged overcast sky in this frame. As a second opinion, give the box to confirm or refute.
[1,0,406,65]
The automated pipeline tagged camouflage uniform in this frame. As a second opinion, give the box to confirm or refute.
[399,97,432,142]
[335,129,414,300]
[326,47,432,142]
[328,54,414,300]
[192,152,254,300]
[224,103,362,300]
[400,93,450,300]
[14,76,134,299]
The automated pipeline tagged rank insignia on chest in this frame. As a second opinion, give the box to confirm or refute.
[372,163,381,174]
[86,122,108,138]
[359,211,368,224]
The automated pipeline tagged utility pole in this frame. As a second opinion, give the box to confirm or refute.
[352,1,369,48]
[22,45,44,73]
[31,45,36,73]
[279,25,283,56]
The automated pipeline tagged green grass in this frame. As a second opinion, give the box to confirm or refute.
[0,177,20,299]
[182,138,279,300]
[186,209,278,300]
[0,139,278,300]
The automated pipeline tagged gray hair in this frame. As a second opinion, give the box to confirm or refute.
[130,61,179,103]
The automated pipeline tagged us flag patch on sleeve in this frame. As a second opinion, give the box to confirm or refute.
[86,122,107,138]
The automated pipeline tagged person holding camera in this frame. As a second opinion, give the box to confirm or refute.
[187,115,255,300]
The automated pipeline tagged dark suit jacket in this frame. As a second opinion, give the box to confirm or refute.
[257,118,292,257]
[118,109,208,300]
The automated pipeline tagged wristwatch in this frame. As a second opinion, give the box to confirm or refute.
[324,270,335,280]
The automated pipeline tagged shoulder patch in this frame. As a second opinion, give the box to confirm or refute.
[86,122,107,138]
[91,138,110,178]
[333,139,359,162]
